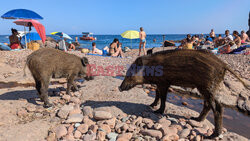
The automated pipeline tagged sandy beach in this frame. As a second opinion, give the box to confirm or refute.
[0,47,249,141]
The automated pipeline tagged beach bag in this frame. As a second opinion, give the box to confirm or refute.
[28,42,40,50]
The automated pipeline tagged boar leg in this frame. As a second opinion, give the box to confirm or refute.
[154,85,169,114]
[40,78,52,108]
[191,98,211,122]
[150,88,160,107]
[209,99,223,138]
[66,75,78,95]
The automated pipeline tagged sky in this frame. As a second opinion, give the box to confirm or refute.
[0,0,250,35]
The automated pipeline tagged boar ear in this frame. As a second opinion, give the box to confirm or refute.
[81,57,89,66]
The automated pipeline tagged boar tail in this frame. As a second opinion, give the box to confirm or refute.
[226,66,250,90]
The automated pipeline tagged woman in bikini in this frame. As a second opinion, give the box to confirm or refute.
[109,39,124,57]
[9,28,21,49]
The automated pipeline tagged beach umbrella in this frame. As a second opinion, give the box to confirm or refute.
[24,32,41,41]
[14,19,46,43]
[1,9,43,20]
[1,9,44,49]
[51,32,73,40]
[121,30,139,48]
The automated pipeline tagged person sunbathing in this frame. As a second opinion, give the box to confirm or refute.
[68,41,76,51]
[241,30,249,43]
[9,28,21,49]
[92,42,103,55]
[233,30,241,48]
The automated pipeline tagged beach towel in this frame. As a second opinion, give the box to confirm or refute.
[0,43,11,51]
[229,46,246,54]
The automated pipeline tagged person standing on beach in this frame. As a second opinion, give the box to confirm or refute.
[210,29,215,40]
[139,27,146,56]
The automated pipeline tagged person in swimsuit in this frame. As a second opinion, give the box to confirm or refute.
[210,29,215,40]
[92,42,103,55]
[233,30,241,47]
[109,39,124,57]
[139,27,146,56]
[9,28,21,49]
[68,41,76,51]
[241,30,249,43]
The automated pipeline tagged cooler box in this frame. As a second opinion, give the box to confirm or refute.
[28,42,40,50]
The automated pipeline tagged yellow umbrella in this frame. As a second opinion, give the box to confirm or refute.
[121,30,139,48]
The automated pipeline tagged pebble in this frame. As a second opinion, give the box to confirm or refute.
[82,116,95,126]
[55,125,67,139]
[62,95,71,102]
[57,105,74,119]
[74,130,82,139]
[158,117,171,127]
[17,108,28,117]
[70,97,81,104]
[47,132,56,141]
[65,113,83,123]
[82,106,93,118]
[188,119,203,127]
[179,128,190,138]
[26,105,36,112]
[77,124,89,134]
[117,133,133,140]
[160,126,178,136]
[182,102,188,106]
[97,130,106,141]
[104,117,116,128]
[64,133,74,141]
[93,111,112,120]
[74,123,81,128]
[162,134,179,141]
[140,129,163,139]
[67,124,74,134]
[83,131,96,141]
[89,124,98,133]
[99,124,111,133]
[107,132,118,141]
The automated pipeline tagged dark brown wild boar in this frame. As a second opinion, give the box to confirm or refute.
[119,49,249,138]
[24,48,93,107]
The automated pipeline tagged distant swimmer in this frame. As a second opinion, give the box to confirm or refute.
[138,27,146,56]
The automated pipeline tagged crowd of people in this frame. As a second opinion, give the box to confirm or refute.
[178,29,249,53]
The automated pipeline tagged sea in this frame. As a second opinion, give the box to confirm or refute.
[1,34,189,49]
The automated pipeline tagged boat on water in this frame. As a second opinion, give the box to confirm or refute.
[80,32,96,41]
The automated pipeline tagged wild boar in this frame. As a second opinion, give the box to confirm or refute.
[119,49,249,138]
[24,48,93,107]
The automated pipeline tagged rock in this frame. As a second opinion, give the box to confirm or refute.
[115,123,125,133]
[107,132,118,141]
[162,134,179,141]
[47,132,56,141]
[188,120,203,127]
[121,124,129,132]
[140,129,163,139]
[64,133,75,141]
[97,131,106,141]
[133,116,143,126]
[70,97,81,104]
[89,125,98,133]
[93,111,112,120]
[62,95,71,102]
[170,124,182,131]
[17,108,28,117]
[74,123,81,128]
[179,128,190,138]
[82,116,95,126]
[55,125,67,139]
[82,106,93,118]
[77,124,89,134]
[158,117,171,127]
[67,124,74,134]
[153,123,162,130]
[83,131,96,141]
[195,135,201,141]
[65,114,83,123]
[57,105,74,119]
[184,124,192,129]
[182,102,188,106]
[99,124,111,133]
[74,130,82,139]
[194,127,208,135]
[160,126,178,136]
[69,105,82,116]
[117,133,133,140]
[104,117,116,128]
[26,105,36,112]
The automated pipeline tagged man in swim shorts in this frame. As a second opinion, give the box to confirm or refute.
[139,27,146,56]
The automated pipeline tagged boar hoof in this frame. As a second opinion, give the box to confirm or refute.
[190,116,203,122]
[149,103,158,108]
[206,132,221,139]
[71,87,78,92]
[154,109,164,114]
[44,103,53,108]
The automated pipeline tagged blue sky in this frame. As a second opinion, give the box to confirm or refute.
[0,0,250,35]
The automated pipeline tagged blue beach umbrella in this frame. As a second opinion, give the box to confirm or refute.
[1,9,43,20]
[24,32,41,41]
[51,32,73,40]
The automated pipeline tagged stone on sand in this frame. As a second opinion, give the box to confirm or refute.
[93,111,112,120]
